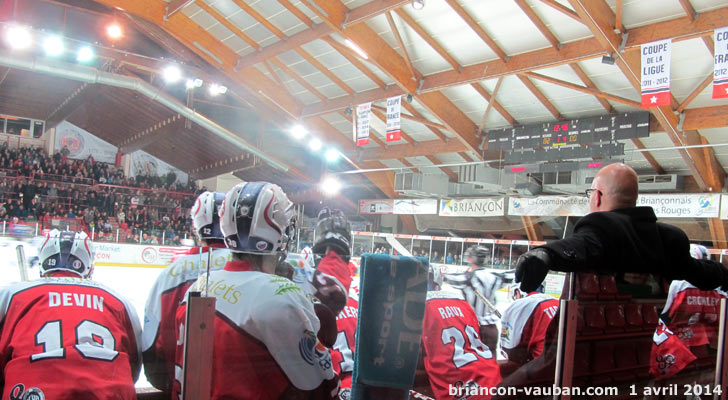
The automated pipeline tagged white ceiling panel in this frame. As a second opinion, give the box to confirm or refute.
[528,0,593,44]
[606,0,686,28]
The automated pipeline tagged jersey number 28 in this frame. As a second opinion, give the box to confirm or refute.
[441,325,492,368]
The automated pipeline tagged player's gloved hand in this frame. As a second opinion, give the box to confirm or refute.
[312,208,351,263]
[313,299,338,348]
[312,269,347,316]
[515,248,551,293]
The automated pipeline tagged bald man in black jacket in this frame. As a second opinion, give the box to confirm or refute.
[516,163,728,292]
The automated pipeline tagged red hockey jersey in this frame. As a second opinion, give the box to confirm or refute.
[142,246,231,391]
[650,320,696,379]
[500,292,559,361]
[422,291,501,400]
[0,273,142,399]
[331,296,358,397]
[172,260,336,400]
[660,280,726,348]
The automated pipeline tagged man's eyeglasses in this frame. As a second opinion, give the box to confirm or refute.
[584,188,600,198]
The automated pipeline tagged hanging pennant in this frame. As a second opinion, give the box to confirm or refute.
[355,102,371,146]
[713,26,728,99]
[385,95,402,142]
[640,39,672,108]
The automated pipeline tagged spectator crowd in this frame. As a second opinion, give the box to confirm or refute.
[0,144,200,244]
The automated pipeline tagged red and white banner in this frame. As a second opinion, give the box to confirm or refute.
[385,95,401,142]
[713,26,728,99]
[355,102,371,146]
[641,39,672,108]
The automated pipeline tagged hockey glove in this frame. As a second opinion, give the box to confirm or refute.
[515,248,551,293]
[312,208,351,263]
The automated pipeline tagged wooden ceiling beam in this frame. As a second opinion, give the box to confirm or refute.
[399,158,421,173]
[45,83,102,131]
[393,8,461,71]
[269,58,327,102]
[195,1,259,50]
[425,155,458,181]
[515,0,560,50]
[294,47,355,95]
[234,0,409,70]
[569,63,613,113]
[356,139,469,162]
[677,73,712,113]
[615,0,623,33]
[119,114,184,153]
[524,71,641,108]
[422,6,728,92]
[539,0,583,23]
[444,0,508,61]
[278,0,314,28]
[631,138,666,175]
[385,11,417,82]
[189,154,258,180]
[371,105,449,132]
[165,0,194,18]
[401,102,450,142]
[302,85,405,117]
[568,0,717,191]
[477,77,505,133]
[304,0,492,160]
[682,105,728,131]
[322,37,385,87]
[470,81,517,126]
[517,74,563,120]
[231,0,286,39]
[678,0,698,21]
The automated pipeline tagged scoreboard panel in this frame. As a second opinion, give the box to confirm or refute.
[485,111,649,152]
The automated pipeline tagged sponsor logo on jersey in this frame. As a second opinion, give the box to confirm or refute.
[299,330,317,366]
[501,322,511,341]
[9,384,45,400]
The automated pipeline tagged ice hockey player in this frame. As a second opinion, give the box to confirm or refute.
[142,191,231,392]
[0,229,142,399]
[500,284,559,365]
[173,182,340,399]
[443,245,504,351]
[422,264,501,399]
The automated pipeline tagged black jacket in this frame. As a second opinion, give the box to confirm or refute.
[539,206,728,290]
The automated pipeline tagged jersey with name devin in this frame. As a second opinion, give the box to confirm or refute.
[660,280,726,348]
[422,291,501,400]
[0,274,142,400]
[142,246,231,391]
[500,292,559,360]
[172,260,335,400]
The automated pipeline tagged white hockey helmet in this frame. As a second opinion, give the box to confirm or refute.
[219,182,296,254]
[39,229,93,278]
[191,191,225,240]
[689,244,709,260]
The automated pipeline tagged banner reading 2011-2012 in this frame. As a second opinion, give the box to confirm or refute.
[641,39,671,108]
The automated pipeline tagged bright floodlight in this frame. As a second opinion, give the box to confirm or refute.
[43,36,64,56]
[411,0,425,10]
[185,79,196,89]
[309,137,322,152]
[162,65,182,83]
[209,83,227,96]
[107,24,122,39]
[77,46,94,62]
[325,148,340,162]
[6,26,32,50]
[321,176,342,196]
[290,125,307,140]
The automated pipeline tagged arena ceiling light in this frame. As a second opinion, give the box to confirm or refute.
[76,46,94,62]
[325,148,340,163]
[309,137,322,152]
[185,78,203,90]
[5,26,32,50]
[320,176,342,196]
[411,0,425,10]
[208,83,227,96]
[162,65,182,83]
[43,35,64,56]
[290,124,307,140]
[106,23,122,40]
[344,39,368,59]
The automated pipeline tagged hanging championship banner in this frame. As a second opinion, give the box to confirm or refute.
[641,39,672,108]
[355,102,371,146]
[713,26,728,99]
[385,96,401,142]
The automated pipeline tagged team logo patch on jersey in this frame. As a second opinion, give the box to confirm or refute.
[298,330,317,366]
[501,322,511,341]
[9,384,45,400]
